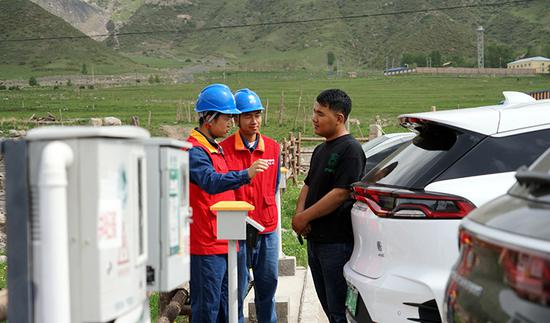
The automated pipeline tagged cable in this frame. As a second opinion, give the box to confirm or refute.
[0,0,534,43]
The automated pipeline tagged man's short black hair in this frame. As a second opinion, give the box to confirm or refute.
[316,89,352,121]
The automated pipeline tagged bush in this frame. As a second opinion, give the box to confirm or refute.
[8,86,20,91]
[29,76,39,86]
[66,79,73,87]
[79,85,86,89]
[53,85,59,90]
[0,85,6,91]
[87,85,95,89]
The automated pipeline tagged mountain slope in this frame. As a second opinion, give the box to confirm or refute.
[0,0,143,77]
[110,0,550,69]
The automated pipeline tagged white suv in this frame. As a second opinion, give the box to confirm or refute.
[344,92,550,323]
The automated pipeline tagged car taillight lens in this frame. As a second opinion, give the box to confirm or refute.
[501,246,550,306]
[352,185,475,219]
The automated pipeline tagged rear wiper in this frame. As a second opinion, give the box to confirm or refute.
[515,167,550,187]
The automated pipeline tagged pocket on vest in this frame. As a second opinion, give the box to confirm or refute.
[260,195,277,227]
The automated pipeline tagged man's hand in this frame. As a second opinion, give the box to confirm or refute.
[247,159,269,179]
[292,213,310,235]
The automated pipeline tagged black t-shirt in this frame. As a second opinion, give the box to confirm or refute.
[304,134,366,243]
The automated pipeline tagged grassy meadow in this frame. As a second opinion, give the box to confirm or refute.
[1,72,549,141]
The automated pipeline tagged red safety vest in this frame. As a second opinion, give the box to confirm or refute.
[221,132,280,233]
[187,129,235,255]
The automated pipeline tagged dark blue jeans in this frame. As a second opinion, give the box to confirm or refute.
[307,241,354,323]
[239,232,279,323]
[191,250,247,323]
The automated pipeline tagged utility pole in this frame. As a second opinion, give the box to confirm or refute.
[477,26,485,68]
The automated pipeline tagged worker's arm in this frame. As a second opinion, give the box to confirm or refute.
[189,147,267,195]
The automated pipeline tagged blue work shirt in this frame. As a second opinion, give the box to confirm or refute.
[189,129,250,195]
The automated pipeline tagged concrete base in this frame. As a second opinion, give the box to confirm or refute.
[243,267,329,323]
[248,296,289,323]
[278,255,296,277]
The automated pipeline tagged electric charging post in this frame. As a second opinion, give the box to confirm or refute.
[210,201,264,323]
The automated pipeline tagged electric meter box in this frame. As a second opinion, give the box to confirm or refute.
[144,138,192,292]
[6,126,151,323]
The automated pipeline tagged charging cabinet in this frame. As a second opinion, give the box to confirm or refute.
[5,126,151,323]
[144,138,192,292]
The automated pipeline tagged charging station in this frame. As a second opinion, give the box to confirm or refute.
[144,138,192,292]
[5,126,151,323]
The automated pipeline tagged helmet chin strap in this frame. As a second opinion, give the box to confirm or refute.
[203,112,219,139]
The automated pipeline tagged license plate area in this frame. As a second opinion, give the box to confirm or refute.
[345,283,358,317]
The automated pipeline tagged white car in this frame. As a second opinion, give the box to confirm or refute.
[344,92,550,323]
[362,132,416,173]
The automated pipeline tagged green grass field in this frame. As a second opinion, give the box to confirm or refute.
[1,72,549,141]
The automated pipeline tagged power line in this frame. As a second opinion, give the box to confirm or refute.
[1,0,534,43]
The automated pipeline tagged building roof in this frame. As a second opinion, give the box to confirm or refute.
[508,56,550,65]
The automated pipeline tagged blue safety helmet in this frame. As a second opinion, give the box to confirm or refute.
[195,83,240,115]
[234,88,264,113]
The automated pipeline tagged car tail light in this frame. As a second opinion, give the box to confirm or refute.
[501,246,550,306]
[399,116,425,130]
[352,185,475,219]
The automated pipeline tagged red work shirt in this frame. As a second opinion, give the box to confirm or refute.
[221,132,280,233]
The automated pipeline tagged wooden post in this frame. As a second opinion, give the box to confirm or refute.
[293,90,302,129]
[289,132,298,184]
[147,111,152,129]
[263,99,269,126]
[59,108,63,126]
[187,102,192,123]
[283,139,290,169]
[278,91,285,127]
[297,132,302,175]
[431,106,437,112]
[131,116,140,126]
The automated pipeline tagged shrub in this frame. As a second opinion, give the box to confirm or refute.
[29,76,39,86]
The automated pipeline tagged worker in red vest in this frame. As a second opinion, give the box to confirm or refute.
[188,83,268,323]
[221,88,280,323]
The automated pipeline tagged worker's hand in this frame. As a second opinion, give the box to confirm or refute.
[247,159,269,179]
[292,213,309,235]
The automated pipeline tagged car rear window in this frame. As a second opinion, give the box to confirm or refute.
[364,142,409,174]
[437,128,550,181]
[361,123,484,189]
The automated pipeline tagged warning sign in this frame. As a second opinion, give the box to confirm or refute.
[98,199,123,249]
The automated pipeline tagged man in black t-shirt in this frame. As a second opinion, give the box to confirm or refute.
[292,89,365,323]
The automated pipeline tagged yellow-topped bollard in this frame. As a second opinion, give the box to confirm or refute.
[211,201,255,240]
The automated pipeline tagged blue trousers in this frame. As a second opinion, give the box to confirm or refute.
[307,241,354,323]
[239,232,279,323]
[191,249,248,323]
